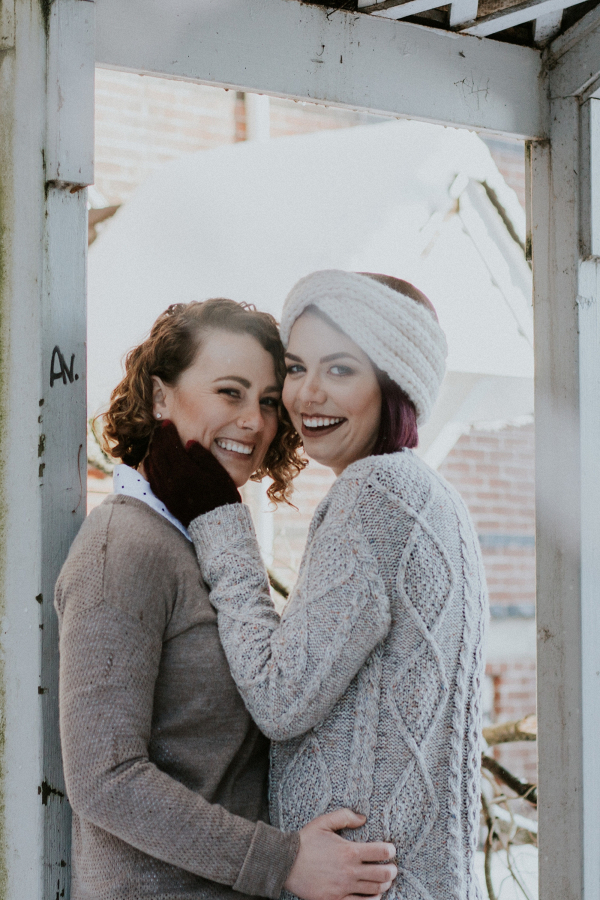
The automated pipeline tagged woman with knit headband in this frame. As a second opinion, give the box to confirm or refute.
[148,271,489,900]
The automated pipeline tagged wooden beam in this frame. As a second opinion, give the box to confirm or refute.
[462,0,581,37]
[46,0,94,186]
[532,76,600,900]
[580,98,600,258]
[533,10,562,45]
[449,0,479,29]
[358,0,444,20]
[0,0,15,49]
[0,5,46,893]
[94,0,546,138]
[545,4,600,97]
[356,0,415,10]
[544,1,600,62]
[0,0,92,896]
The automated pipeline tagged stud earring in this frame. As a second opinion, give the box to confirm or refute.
[156,412,162,420]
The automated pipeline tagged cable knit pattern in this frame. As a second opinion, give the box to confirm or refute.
[279,271,447,424]
[189,451,488,900]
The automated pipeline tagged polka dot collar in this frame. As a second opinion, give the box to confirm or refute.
[113,464,191,541]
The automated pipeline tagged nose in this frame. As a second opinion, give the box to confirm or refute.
[237,399,265,433]
[297,373,327,407]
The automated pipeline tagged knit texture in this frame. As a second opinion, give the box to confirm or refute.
[279,270,447,424]
[55,494,299,900]
[189,451,488,900]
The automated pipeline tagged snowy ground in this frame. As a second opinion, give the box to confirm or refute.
[475,846,538,900]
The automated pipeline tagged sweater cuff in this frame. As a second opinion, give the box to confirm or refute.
[233,820,300,899]
[189,504,256,554]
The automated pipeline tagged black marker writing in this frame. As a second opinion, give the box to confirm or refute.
[50,346,79,387]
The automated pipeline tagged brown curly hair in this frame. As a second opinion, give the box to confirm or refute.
[99,298,306,504]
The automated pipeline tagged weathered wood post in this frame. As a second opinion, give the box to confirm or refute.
[530,10,600,899]
[0,0,93,896]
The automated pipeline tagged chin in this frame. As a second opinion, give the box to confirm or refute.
[227,463,254,489]
[303,448,333,469]
[221,465,244,488]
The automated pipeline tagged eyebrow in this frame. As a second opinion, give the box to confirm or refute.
[285,351,361,364]
[214,375,280,393]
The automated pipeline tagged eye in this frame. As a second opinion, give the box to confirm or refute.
[260,396,280,409]
[218,387,241,399]
[329,365,354,376]
[285,363,305,376]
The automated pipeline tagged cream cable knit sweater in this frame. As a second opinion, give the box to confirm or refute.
[189,451,488,900]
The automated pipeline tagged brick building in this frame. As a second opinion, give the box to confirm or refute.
[89,69,536,782]
[93,69,381,207]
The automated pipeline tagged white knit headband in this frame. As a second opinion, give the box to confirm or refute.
[280,270,447,425]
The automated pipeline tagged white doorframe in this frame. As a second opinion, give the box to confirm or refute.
[3,1,600,897]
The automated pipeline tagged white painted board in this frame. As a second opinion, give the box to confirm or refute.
[46,0,95,186]
[94,0,545,138]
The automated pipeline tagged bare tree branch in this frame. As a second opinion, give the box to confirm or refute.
[483,715,537,747]
[480,791,498,900]
[267,570,290,599]
[482,754,537,807]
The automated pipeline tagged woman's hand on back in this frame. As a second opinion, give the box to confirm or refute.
[285,809,397,900]
[146,421,241,527]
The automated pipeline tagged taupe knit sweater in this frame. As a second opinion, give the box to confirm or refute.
[189,451,488,900]
[55,494,299,900]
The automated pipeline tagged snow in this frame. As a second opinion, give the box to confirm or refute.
[475,845,538,900]
[88,119,532,420]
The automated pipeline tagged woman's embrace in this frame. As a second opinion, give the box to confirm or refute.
[148,272,489,900]
[55,298,398,900]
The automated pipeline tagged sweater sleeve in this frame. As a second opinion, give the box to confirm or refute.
[57,534,298,897]
[188,477,392,742]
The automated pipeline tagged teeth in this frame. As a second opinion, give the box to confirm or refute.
[216,439,253,455]
[303,417,344,429]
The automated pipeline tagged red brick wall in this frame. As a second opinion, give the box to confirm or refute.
[95,70,237,203]
[94,70,525,211]
[439,423,535,613]
[486,660,537,782]
[439,424,537,781]
[94,70,379,205]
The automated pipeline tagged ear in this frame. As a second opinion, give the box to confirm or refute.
[151,375,170,420]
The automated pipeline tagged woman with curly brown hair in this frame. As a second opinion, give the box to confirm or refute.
[54,297,397,900]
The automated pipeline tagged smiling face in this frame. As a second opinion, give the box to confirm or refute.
[282,311,382,475]
[152,328,281,487]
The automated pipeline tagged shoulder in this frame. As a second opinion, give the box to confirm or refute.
[307,453,428,539]
[106,494,191,556]
[335,451,433,513]
[73,494,192,568]
[335,451,474,526]
[56,495,198,624]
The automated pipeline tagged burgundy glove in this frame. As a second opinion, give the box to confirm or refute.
[145,421,241,527]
